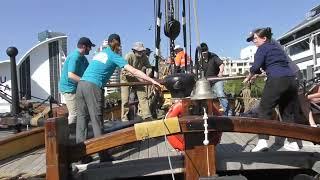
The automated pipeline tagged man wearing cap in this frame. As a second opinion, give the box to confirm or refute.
[76,34,160,161]
[59,37,95,127]
[200,42,233,116]
[121,42,153,121]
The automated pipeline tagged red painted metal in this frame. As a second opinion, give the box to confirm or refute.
[166,100,222,151]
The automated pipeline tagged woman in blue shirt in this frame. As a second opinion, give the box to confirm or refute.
[243,27,299,152]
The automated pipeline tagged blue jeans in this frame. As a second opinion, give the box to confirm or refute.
[212,81,232,116]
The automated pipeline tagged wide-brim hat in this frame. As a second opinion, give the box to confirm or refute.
[132,42,146,51]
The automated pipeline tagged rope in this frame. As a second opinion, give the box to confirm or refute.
[188,0,192,70]
[162,111,176,180]
[0,83,48,101]
[206,146,210,176]
[33,96,52,109]
[192,0,201,46]
[203,108,210,176]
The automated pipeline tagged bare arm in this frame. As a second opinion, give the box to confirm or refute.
[308,93,320,101]
[243,73,254,84]
[68,72,81,82]
[124,64,161,87]
[218,64,224,77]
[307,86,320,100]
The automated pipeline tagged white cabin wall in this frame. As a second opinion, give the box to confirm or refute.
[29,43,51,100]
[0,62,12,113]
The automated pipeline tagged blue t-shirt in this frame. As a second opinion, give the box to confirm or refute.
[81,47,128,88]
[59,49,89,93]
[250,41,295,77]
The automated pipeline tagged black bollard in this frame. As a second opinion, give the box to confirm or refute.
[6,47,20,116]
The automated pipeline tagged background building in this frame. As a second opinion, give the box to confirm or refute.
[223,45,256,76]
[0,31,67,113]
[0,60,11,113]
[278,4,320,80]
[105,68,120,95]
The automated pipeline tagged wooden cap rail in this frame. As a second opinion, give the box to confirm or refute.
[45,116,320,180]
[179,116,320,144]
[105,76,247,87]
[0,127,44,161]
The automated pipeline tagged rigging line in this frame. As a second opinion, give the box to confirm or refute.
[165,0,169,58]
[0,83,48,101]
[206,146,210,176]
[188,0,192,69]
[192,0,201,46]
[174,0,179,21]
[203,107,211,176]
[162,111,176,180]
[154,0,156,40]
[0,89,12,98]
[182,0,188,71]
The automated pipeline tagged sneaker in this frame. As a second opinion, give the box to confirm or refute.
[283,142,299,151]
[251,139,268,152]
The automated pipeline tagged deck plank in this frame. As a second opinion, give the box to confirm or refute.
[1,131,320,179]
[31,151,46,175]
[139,139,150,159]
[224,132,247,152]
[122,142,140,160]
[148,138,160,158]
[156,136,180,157]
[8,151,38,177]
[218,133,240,153]
[129,141,141,160]
[0,148,45,178]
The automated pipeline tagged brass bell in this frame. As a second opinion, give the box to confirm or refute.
[190,78,214,100]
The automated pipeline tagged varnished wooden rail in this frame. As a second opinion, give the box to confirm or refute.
[105,79,164,87]
[105,75,247,87]
[45,116,320,180]
[0,106,68,162]
[0,127,44,161]
[68,127,137,162]
[179,116,320,144]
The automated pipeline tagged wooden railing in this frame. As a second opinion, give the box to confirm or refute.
[104,76,247,87]
[0,127,44,161]
[45,116,320,180]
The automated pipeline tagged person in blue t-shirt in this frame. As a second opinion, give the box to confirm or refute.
[243,27,299,152]
[59,37,95,125]
[76,34,161,161]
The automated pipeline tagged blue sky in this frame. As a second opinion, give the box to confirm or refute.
[0,0,319,61]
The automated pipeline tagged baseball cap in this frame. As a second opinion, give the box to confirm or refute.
[246,31,254,42]
[108,34,121,44]
[200,43,208,52]
[78,37,96,47]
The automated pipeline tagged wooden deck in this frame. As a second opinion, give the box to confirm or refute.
[1,128,320,179]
